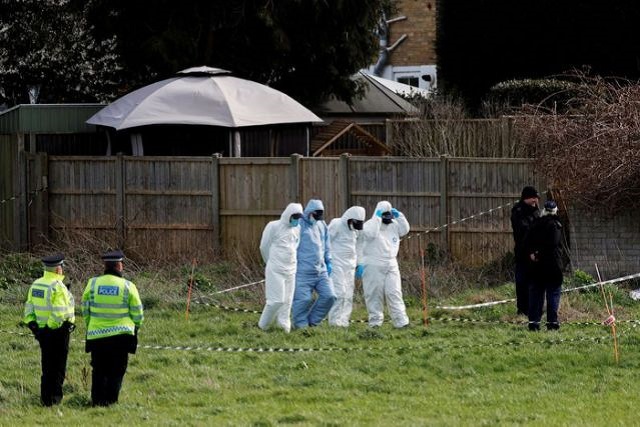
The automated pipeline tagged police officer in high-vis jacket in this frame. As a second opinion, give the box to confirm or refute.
[23,253,75,406]
[82,249,143,406]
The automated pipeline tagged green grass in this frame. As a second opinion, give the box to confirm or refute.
[2,261,640,425]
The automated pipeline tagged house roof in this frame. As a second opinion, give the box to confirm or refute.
[317,71,419,116]
[364,72,431,98]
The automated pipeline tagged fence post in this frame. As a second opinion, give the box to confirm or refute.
[290,153,302,201]
[385,119,393,146]
[439,155,450,254]
[17,136,28,250]
[339,153,351,212]
[31,152,49,246]
[115,154,126,248]
[211,154,221,253]
[500,116,509,157]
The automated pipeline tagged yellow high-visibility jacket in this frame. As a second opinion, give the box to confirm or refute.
[23,271,75,329]
[82,274,143,340]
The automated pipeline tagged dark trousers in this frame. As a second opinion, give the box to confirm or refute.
[528,281,561,326]
[90,347,129,406]
[38,328,70,406]
[515,262,531,315]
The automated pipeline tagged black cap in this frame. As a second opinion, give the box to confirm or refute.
[521,186,539,200]
[544,200,558,210]
[42,253,64,267]
[102,249,125,262]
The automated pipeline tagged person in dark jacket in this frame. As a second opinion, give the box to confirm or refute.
[510,186,540,315]
[526,200,564,331]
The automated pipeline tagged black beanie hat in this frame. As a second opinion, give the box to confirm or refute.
[521,186,539,200]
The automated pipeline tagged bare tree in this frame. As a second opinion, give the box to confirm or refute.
[515,72,640,211]
[390,95,523,157]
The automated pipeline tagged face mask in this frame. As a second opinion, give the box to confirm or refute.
[349,219,364,230]
[381,212,393,224]
[290,213,302,227]
[308,215,317,225]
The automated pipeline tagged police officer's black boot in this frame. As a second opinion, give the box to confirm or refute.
[528,321,540,331]
[546,322,560,331]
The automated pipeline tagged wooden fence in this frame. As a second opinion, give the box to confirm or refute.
[311,118,523,158]
[0,134,24,248]
[14,154,540,266]
[387,117,524,158]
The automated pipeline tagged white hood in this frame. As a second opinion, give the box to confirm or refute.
[341,206,366,224]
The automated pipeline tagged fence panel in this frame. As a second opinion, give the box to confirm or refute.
[219,157,292,255]
[349,157,444,257]
[46,155,119,249]
[299,157,344,219]
[447,158,539,265]
[0,135,19,248]
[123,156,215,260]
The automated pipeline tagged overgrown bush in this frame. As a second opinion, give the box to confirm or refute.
[0,252,40,290]
[487,78,582,112]
[515,71,640,211]
[569,269,595,287]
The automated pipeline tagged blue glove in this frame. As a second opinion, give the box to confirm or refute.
[375,210,383,218]
[391,208,400,218]
[355,265,364,279]
[326,261,332,275]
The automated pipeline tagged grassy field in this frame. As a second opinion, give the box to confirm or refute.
[1,255,639,426]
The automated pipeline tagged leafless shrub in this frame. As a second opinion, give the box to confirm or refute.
[389,96,524,157]
[30,225,265,307]
[400,253,514,300]
[515,72,640,212]
[32,227,125,289]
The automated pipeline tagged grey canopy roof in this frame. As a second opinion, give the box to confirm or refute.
[87,66,322,130]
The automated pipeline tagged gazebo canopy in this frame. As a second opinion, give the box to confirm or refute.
[87,66,322,130]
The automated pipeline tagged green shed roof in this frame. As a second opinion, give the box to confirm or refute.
[0,104,106,134]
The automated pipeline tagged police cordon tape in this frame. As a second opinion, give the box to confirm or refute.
[402,200,518,242]
[201,269,640,314]
[436,272,640,310]
[187,199,638,312]
[0,194,20,205]
[0,187,47,207]
[136,334,612,353]
[192,299,640,328]
[211,279,265,295]
[0,328,617,353]
[194,299,261,314]
[194,200,521,296]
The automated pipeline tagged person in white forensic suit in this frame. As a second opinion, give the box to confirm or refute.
[258,203,304,333]
[360,201,410,328]
[327,206,366,327]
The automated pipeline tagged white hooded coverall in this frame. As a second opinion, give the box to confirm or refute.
[327,206,366,327]
[360,201,410,328]
[258,203,303,333]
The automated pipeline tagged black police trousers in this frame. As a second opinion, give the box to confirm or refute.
[87,334,136,406]
[38,327,70,406]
